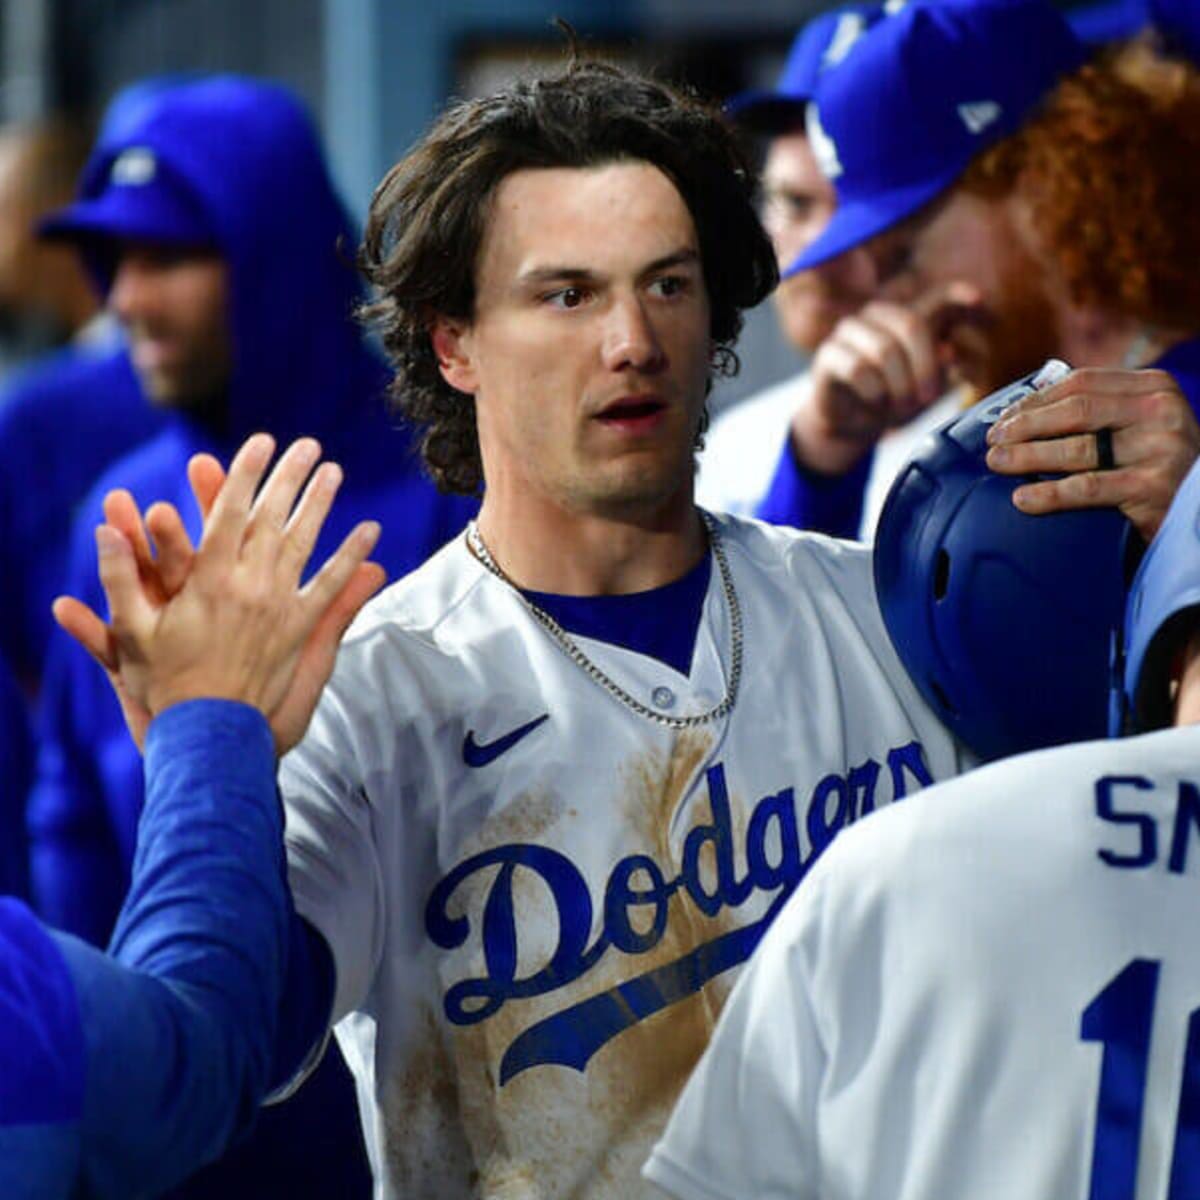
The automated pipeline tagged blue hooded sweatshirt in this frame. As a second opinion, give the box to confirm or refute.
[0,648,32,899]
[0,334,163,695]
[28,76,476,1197]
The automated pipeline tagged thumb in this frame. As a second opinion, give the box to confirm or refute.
[52,596,118,671]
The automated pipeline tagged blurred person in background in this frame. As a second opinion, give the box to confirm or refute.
[696,4,921,535]
[28,74,478,1200]
[0,117,103,364]
[745,0,1200,548]
[0,105,165,700]
[0,649,32,899]
[701,0,1200,543]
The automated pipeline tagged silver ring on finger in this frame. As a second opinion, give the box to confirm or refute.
[1095,427,1116,471]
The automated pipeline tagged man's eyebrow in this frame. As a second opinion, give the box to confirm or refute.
[515,248,700,287]
[641,248,701,275]
[516,265,602,287]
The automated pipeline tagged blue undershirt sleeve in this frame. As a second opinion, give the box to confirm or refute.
[54,699,292,1197]
[270,911,337,1094]
[755,437,874,539]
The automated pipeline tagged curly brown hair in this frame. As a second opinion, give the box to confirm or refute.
[961,39,1200,332]
[358,57,778,495]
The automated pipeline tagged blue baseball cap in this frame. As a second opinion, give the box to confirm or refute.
[727,4,884,132]
[1154,0,1200,61]
[786,0,1088,276]
[1067,0,1149,45]
[39,142,214,251]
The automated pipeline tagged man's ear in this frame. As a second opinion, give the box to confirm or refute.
[430,316,477,395]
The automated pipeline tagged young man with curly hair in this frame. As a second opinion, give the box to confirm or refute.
[751,0,1200,546]
[62,52,986,1199]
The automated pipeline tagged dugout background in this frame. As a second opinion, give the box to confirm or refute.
[0,0,1106,410]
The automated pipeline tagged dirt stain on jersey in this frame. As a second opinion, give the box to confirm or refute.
[382,1006,480,1194]
[426,729,774,1196]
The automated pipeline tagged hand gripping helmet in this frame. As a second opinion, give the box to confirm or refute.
[1114,454,1200,734]
[874,361,1129,761]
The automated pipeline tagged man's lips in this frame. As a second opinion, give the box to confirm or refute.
[593,395,668,431]
[130,336,182,373]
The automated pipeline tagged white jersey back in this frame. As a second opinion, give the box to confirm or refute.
[279,513,967,1199]
[647,726,1200,1200]
[696,373,806,517]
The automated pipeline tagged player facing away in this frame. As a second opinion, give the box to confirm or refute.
[62,56,978,1197]
[646,462,1200,1198]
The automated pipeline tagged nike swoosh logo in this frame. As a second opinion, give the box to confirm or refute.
[462,713,550,767]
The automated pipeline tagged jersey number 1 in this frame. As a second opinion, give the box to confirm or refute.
[1081,958,1200,1198]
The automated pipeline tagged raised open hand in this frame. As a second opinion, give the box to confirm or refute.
[53,434,386,755]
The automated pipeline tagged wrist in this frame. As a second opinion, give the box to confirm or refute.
[147,674,265,720]
[790,408,874,477]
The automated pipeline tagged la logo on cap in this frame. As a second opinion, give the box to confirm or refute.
[958,101,1002,135]
[806,105,843,180]
[822,13,868,69]
[110,147,157,187]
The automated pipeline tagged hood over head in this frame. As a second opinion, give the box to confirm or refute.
[41,76,383,451]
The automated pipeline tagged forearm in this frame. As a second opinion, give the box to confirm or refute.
[64,701,289,1195]
[756,435,874,537]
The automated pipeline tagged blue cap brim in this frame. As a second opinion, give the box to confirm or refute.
[38,186,212,250]
[783,168,961,276]
[725,89,809,133]
[1067,0,1148,45]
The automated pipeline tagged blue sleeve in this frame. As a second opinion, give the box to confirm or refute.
[56,700,290,1197]
[0,898,86,1199]
[0,653,33,899]
[271,911,337,1092]
[26,510,129,943]
[755,436,874,539]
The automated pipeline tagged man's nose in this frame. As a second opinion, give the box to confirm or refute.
[601,294,665,372]
[109,254,157,324]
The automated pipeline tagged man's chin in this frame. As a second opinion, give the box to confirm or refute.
[136,367,219,413]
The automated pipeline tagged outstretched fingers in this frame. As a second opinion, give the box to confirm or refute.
[278,461,344,583]
[187,452,226,522]
[145,501,195,596]
[244,437,322,557]
[298,520,382,627]
[52,595,116,671]
[197,433,275,567]
[94,525,156,639]
[103,490,156,588]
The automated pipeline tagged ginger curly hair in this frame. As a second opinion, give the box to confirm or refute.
[961,40,1200,332]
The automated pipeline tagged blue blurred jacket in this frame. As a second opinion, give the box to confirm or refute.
[0,339,163,693]
[0,649,33,899]
[27,76,477,1198]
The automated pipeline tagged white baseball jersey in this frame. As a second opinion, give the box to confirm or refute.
[696,373,808,518]
[696,370,963,539]
[647,725,1200,1200]
[279,512,969,1198]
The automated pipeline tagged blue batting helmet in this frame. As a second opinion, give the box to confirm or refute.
[1115,455,1200,734]
[874,361,1129,761]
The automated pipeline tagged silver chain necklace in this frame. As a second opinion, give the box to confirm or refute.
[466,513,742,729]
